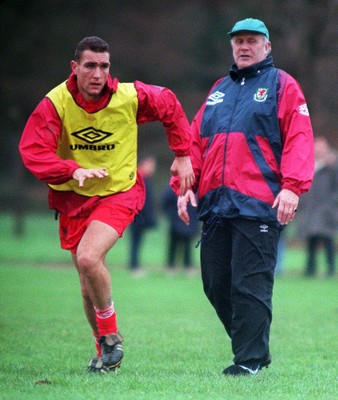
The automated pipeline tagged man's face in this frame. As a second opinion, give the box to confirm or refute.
[71,50,110,102]
[231,33,270,69]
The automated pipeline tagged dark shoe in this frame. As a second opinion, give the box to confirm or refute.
[223,363,261,376]
[223,354,271,376]
[100,332,124,370]
[87,356,110,373]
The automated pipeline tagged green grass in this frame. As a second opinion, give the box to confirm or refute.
[0,213,337,399]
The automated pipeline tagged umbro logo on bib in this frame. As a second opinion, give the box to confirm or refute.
[71,127,113,144]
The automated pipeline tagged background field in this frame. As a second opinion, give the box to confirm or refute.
[0,213,337,400]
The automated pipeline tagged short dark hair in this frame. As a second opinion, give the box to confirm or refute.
[74,36,110,61]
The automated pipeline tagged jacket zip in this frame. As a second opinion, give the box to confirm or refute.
[222,77,246,185]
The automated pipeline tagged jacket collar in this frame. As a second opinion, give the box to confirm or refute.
[229,56,274,81]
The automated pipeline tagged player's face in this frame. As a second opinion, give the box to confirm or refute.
[71,50,110,102]
[231,33,270,69]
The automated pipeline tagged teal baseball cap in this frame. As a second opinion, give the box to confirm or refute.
[227,18,269,39]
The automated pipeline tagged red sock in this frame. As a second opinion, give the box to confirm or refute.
[93,331,102,357]
[95,304,118,336]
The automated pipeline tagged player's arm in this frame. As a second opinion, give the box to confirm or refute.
[19,98,81,184]
[135,81,194,194]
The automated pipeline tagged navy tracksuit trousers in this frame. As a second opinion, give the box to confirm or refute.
[200,218,280,365]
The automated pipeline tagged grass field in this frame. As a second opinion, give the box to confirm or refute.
[0,213,337,400]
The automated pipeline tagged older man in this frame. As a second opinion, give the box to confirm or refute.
[173,18,314,375]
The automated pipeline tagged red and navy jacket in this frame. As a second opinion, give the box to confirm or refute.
[173,56,314,226]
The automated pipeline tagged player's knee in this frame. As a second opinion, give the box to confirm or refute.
[76,251,98,275]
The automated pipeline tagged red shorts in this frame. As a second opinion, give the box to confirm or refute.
[59,204,135,254]
[57,174,146,253]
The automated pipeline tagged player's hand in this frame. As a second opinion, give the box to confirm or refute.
[170,156,195,196]
[177,189,197,225]
[272,188,299,225]
[72,167,109,187]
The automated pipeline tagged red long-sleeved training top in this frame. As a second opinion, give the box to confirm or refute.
[19,73,191,215]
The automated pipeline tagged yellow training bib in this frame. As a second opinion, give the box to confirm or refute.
[47,81,138,196]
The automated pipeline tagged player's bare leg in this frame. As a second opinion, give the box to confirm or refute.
[75,220,124,371]
[72,254,97,331]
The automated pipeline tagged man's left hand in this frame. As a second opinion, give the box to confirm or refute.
[272,189,299,225]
